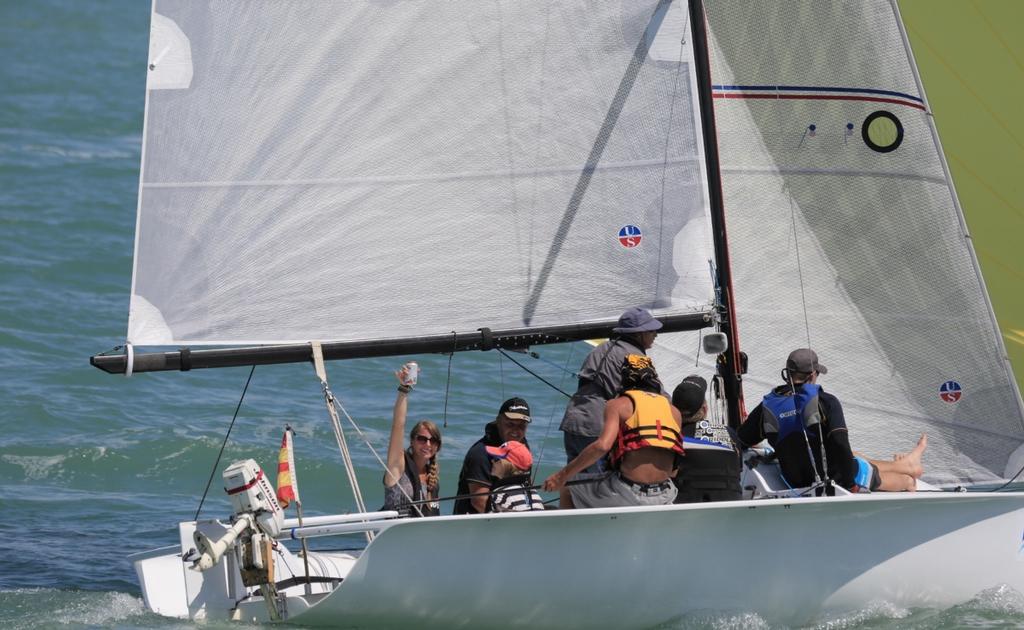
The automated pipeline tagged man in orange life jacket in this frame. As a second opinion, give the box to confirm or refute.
[543,354,683,507]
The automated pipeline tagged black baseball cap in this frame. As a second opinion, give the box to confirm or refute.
[672,375,708,414]
[498,397,531,422]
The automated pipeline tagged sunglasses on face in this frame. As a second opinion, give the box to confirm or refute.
[414,434,440,446]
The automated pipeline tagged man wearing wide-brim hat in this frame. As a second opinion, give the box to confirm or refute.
[556,306,664,506]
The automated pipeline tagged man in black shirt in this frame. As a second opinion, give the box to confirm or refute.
[735,349,926,492]
[454,397,531,514]
[672,375,742,502]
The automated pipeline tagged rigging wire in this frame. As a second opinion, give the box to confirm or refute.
[194,364,256,520]
[498,347,506,399]
[529,342,580,478]
[788,195,813,347]
[496,348,572,398]
[526,350,579,379]
[442,332,456,428]
[653,8,689,299]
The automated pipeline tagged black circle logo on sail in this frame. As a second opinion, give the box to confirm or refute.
[862,110,903,153]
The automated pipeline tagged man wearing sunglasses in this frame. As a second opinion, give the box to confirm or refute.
[453,397,532,514]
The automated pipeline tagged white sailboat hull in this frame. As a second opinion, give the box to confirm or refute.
[137,493,1024,627]
[304,495,1024,627]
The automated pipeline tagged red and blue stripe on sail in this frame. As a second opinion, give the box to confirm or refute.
[712,85,925,111]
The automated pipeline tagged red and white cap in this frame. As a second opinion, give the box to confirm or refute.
[485,441,533,471]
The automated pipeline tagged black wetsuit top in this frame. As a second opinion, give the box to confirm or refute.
[735,384,858,489]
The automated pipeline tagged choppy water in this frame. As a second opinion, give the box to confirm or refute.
[2,1,1024,628]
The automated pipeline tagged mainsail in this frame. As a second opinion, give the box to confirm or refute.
[653,0,1024,487]
[128,1,716,347]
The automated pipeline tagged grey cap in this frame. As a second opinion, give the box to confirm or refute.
[672,375,708,415]
[611,307,664,334]
[786,348,828,375]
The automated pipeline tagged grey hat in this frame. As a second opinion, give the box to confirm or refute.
[672,375,708,415]
[786,348,828,375]
[612,307,664,334]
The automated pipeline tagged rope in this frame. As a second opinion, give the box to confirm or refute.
[329,394,424,515]
[319,379,368,515]
[195,365,256,520]
[310,342,370,541]
[990,463,1024,492]
[401,475,604,508]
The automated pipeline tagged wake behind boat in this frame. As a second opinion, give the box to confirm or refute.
[92,0,1024,626]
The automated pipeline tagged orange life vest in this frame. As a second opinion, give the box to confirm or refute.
[611,390,684,464]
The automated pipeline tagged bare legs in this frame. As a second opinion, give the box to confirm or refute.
[866,434,927,492]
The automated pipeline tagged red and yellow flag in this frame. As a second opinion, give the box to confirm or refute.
[276,427,299,510]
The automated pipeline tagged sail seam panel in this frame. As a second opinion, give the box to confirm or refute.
[712,83,923,103]
[139,157,703,189]
[720,166,945,185]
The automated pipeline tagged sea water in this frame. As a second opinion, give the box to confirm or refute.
[2,1,1024,628]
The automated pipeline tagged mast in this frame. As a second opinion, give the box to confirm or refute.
[91,313,712,375]
[687,0,745,429]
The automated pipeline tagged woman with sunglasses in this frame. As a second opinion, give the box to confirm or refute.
[383,362,443,517]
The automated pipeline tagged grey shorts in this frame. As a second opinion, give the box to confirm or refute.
[569,471,678,509]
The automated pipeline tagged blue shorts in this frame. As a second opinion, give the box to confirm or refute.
[853,456,881,491]
[563,432,609,475]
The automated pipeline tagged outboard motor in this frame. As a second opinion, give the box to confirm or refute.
[223,458,284,538]
[189,459,283,572]
[188,459,286,619]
